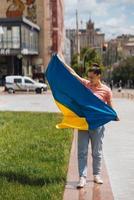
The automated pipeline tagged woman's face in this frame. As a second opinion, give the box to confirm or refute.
[88,72,101,85]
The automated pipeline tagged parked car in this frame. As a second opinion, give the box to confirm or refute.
[5,75,47,94]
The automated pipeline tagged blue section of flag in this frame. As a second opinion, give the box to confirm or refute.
[45,54,117,129]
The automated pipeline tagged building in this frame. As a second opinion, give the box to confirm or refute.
[0,17,40,81]
[106,34,134,67]
[66,19,105,57]
[122,37,134,57]
[51,0,64,53]
[80,19,105,54]
[104,39,118,66]
[0,0,64,85]
[114,34,134,58]
[64,36,71,65]
[66,29,77,60]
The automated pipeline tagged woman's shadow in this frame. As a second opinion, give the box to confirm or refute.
[0,171,65,187]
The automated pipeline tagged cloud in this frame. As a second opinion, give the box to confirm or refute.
[65,0,77,14]
[98,13,134,39]
[123,0,134,4]
[97,0,134,4]
[77,0,108,17]
[64,0,77,28]
[64,0,109,28]
[64,0,134,38]
[104,14,127,28]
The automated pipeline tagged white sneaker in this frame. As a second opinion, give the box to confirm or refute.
[77,176,86,188]
[94,175,103,184]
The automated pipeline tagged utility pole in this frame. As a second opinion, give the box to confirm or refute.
[76,9,80,65]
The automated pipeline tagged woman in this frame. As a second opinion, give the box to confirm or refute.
[62,59,119,188]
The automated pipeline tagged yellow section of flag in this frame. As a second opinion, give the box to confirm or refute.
[55,100,88,130]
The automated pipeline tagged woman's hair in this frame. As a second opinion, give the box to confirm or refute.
[87,63,102,75]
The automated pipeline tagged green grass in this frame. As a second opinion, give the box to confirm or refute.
[0,112,73,200]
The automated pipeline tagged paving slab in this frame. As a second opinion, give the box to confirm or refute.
[0,91,60,112]
[104,98,134,200]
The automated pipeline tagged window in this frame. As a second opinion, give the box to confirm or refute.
[12,26,20,49]
[7,27,12,48]
[3,27,7,48]
[21,25,39,53]
[14,79,22,83]
[25,28,29,49]
[24,79,33,84]
[21,25,26,49]
[35,32,39,51]
[0,26,21,49]
[0,33,3,48]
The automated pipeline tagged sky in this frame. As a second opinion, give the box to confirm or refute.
[64,0,134,40]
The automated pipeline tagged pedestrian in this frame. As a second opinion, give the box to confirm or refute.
[109,80,113,90]
[63,61,119,188]
[118,80,122,92]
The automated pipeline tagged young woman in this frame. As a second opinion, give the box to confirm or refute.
[58,55,119,188]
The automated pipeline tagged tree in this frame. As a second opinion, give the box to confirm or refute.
[71,47,103,77]
[112,56,134,88]
[83,48,102,71]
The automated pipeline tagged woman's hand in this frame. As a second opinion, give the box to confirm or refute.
[116,116,120,121]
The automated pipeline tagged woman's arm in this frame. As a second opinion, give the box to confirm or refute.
[57,54,84,82]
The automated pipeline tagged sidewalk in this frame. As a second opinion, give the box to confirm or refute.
[113,88,134,100]
[63,98,134,200]
[104,98,134,200]
[63,130,114,200]
[0,86,4,93]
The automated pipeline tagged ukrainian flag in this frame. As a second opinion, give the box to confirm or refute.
[45,54,117,130]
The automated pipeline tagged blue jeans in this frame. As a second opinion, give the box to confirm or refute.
[77,126,105,177]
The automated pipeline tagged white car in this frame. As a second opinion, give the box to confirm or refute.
[5,75,47,94]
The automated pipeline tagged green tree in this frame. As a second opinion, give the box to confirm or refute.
[71,53,82,75]
[83,48,102,71]
[112,56,134,88]
[71,47,103,77]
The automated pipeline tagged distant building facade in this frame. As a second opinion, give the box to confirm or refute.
[121,36,134,57]
[106,34,134,66]
[64,36,71,65]
[66,29,76,60]
[79,19,105,54]
[104,39,118,66]
[66,19,105,57]
[0,0,64,84]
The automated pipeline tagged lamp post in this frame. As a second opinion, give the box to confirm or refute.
[83,50,88,73]
[76,10,80,66]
